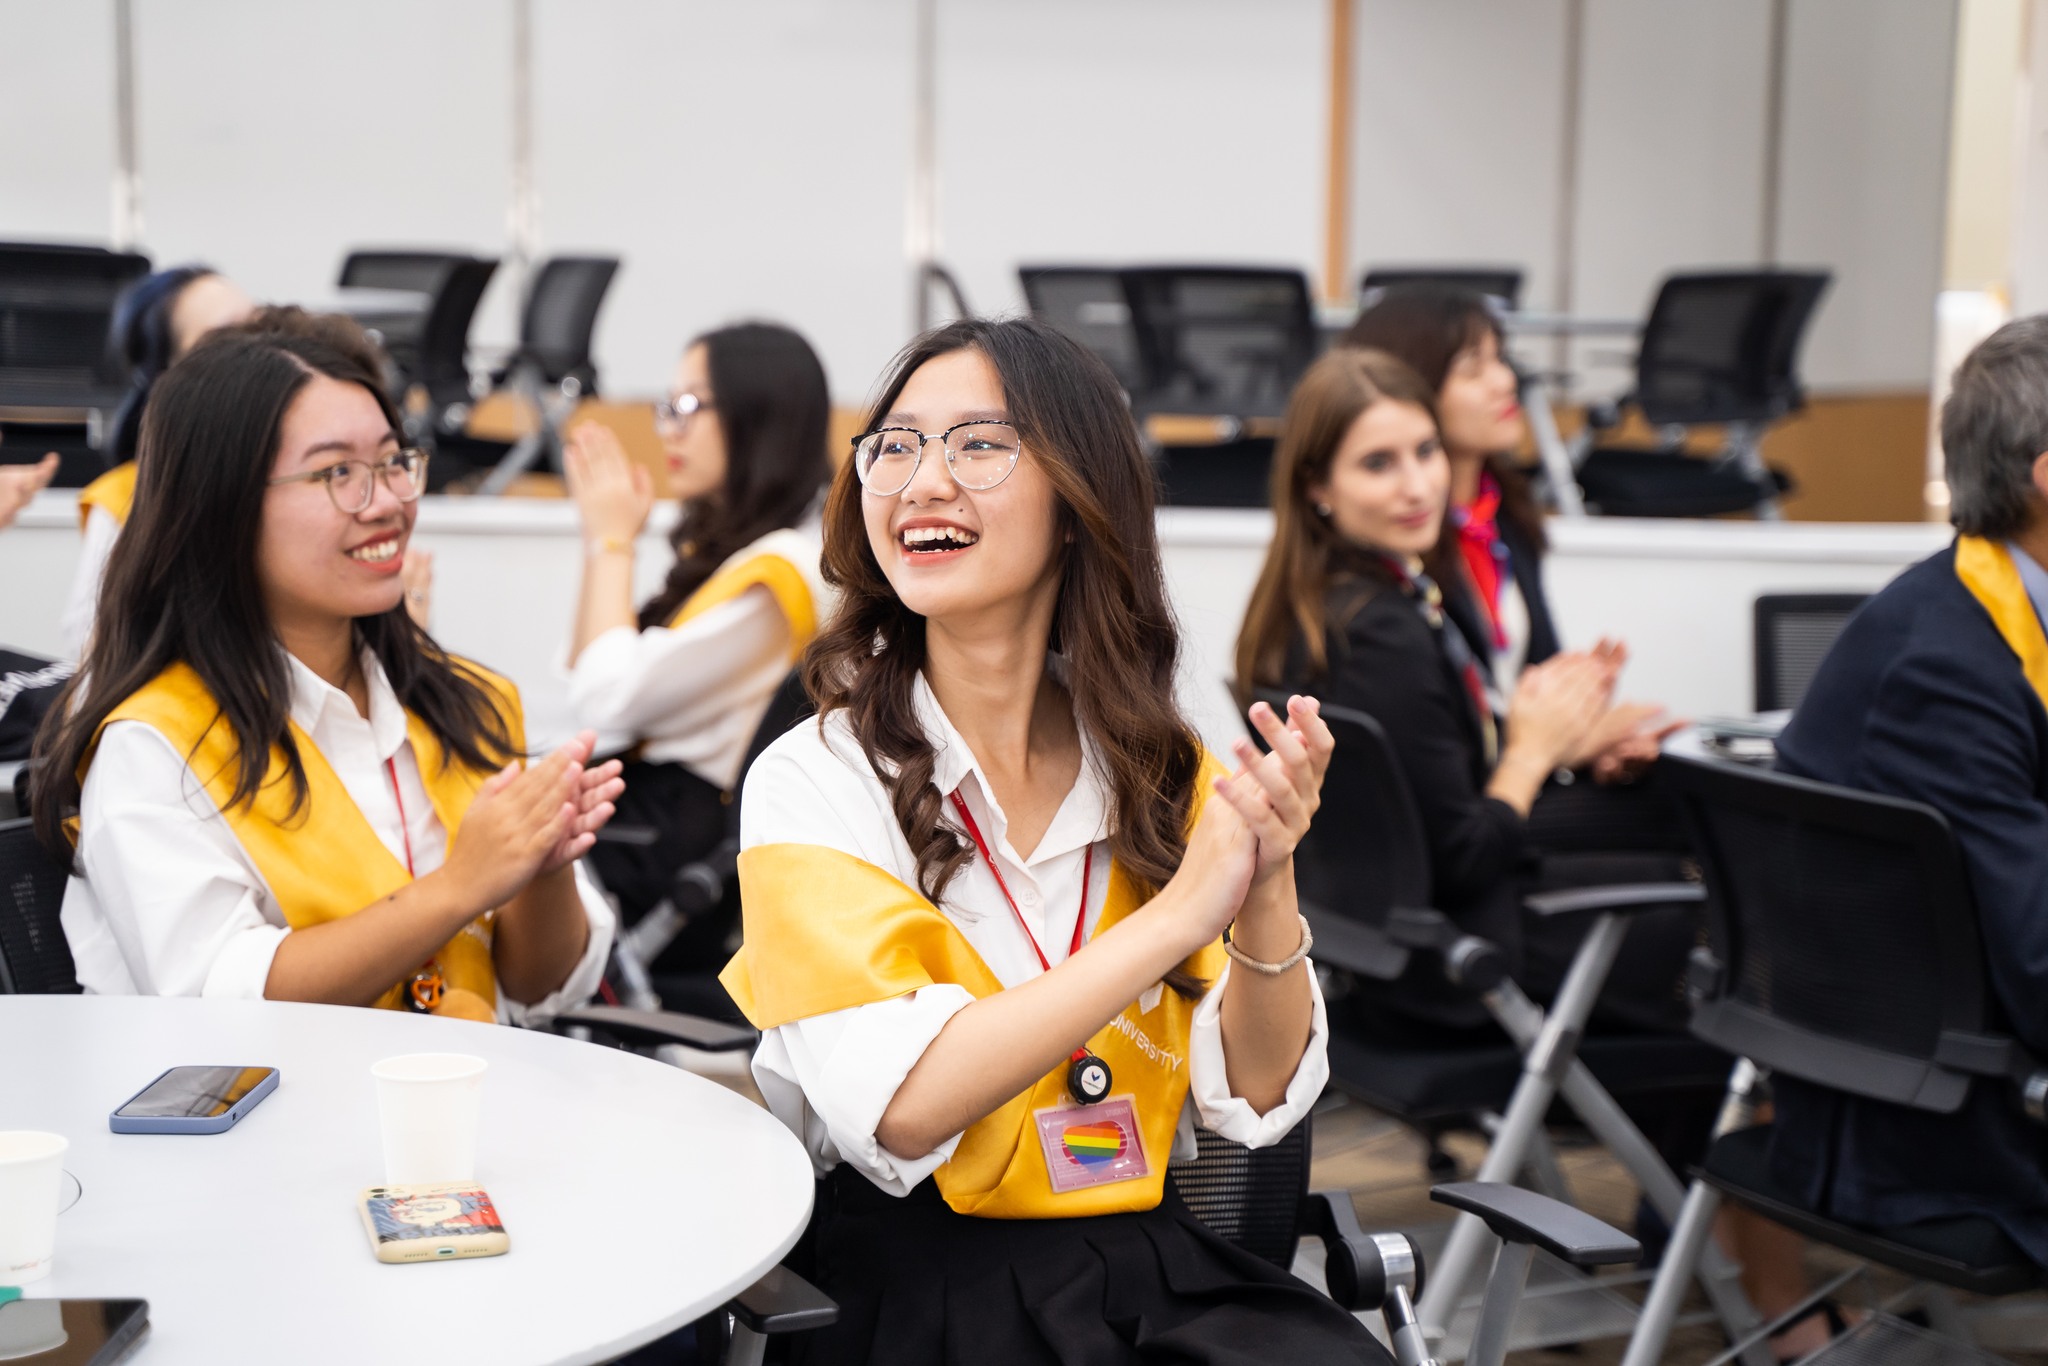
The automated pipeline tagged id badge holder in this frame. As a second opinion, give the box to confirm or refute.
[1034,1095,1151,1193]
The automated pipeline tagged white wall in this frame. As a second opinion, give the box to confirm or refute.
[0,2,115,242]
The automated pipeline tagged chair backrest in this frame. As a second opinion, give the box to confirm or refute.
[1017,266,1150,396]
[0,243,152,405]
[1753,592,1868,713]
[1120,267,1319,415]
[336,250,469,297]
[1660,755,1999,1113]
[0,818,81,995]
[1168,1116,1313,1268]
[413,256,498,408]
[1360,266,1523,312]
[520,255,620,390]
[1632,270,1830,427]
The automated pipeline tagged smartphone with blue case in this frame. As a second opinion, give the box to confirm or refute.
[109,1065,278,1134]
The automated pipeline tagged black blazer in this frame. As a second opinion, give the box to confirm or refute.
[1282,570,1530,1026]
[1445,515,1561,682]
[1772,544,2048,1264]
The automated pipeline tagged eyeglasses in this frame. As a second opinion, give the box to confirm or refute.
[653,392,713,432]
[852,422,1022,497]
[267,448,429,514]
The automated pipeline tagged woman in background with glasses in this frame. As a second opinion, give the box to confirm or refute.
[719,318,1387,1364]
[560,322,832,991]
[35,323,621,1023]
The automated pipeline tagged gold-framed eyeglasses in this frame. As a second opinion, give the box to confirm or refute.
[852,422,1022,497]
[654,392,712,432]
[267,448,429,514]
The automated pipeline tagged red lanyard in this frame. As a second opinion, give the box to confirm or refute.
[948,790,1091,972]
[385,757,416,878]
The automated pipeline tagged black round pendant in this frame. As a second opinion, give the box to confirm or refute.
[1067,1051,1113,1105]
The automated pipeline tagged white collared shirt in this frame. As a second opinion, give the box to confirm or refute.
[62,648,614,1023]
[565,523,830,788]
[741,668,1330,1195]
[60,505,120,660]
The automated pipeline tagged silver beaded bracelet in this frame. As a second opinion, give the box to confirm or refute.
[1222,913,1314,975]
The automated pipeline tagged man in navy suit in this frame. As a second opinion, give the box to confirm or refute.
[1772,317,2048,1267]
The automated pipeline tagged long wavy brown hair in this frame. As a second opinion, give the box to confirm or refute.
[803,318,1207,994]
[1234,348,1445,698]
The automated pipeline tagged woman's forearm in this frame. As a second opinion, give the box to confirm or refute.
[568,547,639,663]
[263,872,484,1006]
[492,864,590,1004]
[1485,745,1552,817]
[1216,864,1314,1113]
[876,891,1207,1160]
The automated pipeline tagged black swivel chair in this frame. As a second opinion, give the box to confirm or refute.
[0,818,80,995]
[1752,593,1868,714]
[1623,756,2048,1364]
[1261,698,1761,1348]
[1017,265,1150,397]
[1360,267,1524,312]
[335,250,473,383]
[477,255,621,494]
[1572,270,1830,519]
[0,243,152,485]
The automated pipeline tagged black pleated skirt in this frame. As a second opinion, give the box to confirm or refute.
[791,1166,1393,1366]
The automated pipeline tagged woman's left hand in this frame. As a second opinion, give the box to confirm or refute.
[1217,695,1335,884]
[539,730,627,873]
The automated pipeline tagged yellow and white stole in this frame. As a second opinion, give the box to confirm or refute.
[82,659,524,1019]
[719,755,1230,1220]
[77,461,139,530]
[1955,536,2048,709]
[665,529,821,659]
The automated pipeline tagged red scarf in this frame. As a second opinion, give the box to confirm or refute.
[1452,470,1510,650]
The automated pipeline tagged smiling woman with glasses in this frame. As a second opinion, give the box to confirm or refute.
[34,322,623,1025]
[557,322,834,972]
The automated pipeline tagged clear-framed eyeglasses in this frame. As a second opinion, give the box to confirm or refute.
[267,447,430,514]
[852,422,1022,497]
[653,392,713,432]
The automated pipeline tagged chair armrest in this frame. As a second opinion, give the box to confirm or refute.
[592,823,660,847]
[1523,882,1704,918]
[1430,1181,1640,1268]
[1303,1189,1423,1311]
[1387,907,1508,992]
[550,1005,758,1053]
[729,1263,839,1335]
[1300,903,1409,982]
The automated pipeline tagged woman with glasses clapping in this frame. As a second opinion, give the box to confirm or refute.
[560,323,833,981]
[35,323,621,1023]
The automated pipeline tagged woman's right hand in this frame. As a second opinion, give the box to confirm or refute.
[1505,652,1613,772]
[564,420,654,544]
[434,749,580,916]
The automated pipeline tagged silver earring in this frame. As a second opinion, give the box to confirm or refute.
[1315,502,1333,517]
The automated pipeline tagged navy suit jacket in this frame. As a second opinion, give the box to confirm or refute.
[1772,543,2048,1262]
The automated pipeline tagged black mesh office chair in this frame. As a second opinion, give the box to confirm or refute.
[1017,266,1150,396]
[1263,699,1759,1346]
[0,243,152,485]
[1572,270,1830,519]
[1752,593,1868,714]
[1120,266,1320,415]
[335,250,471,379]
[1360,267,1523,312]
[478,255,621,494]
[1623,757,2048,1365]
[0,818,82,995]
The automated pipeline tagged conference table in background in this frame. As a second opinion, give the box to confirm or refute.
[2,996,814,1366]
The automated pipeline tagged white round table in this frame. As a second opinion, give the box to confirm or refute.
[1,997,814,1365]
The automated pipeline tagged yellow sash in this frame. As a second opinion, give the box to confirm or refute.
[720,755,1230,1220]
[1955,536,2048,710]
[78,461,139,530]
[667,551,817,659]
[85,660,524,1019]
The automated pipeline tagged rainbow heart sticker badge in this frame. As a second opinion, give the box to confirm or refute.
[1035,1096,1150,1193]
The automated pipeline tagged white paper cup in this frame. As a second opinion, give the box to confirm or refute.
[0,1131,68,1286]
[371,1053,486,1185]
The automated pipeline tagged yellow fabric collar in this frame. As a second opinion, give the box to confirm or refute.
[1955,536,2048,708]
[78,461,139,530]
[667,548,817,657]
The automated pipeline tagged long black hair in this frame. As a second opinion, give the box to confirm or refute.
[637,322,832,628]
[105,265,217,467]
[33,326,518,866]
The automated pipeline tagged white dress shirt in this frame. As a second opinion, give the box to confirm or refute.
[742,668,1330,1195]
[62,648,614,1023]
[566,523,829,789]
[60,506,119,660]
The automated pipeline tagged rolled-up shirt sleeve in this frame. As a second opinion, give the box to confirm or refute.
[1185,961,1331,1148]
[68,720,289,999]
